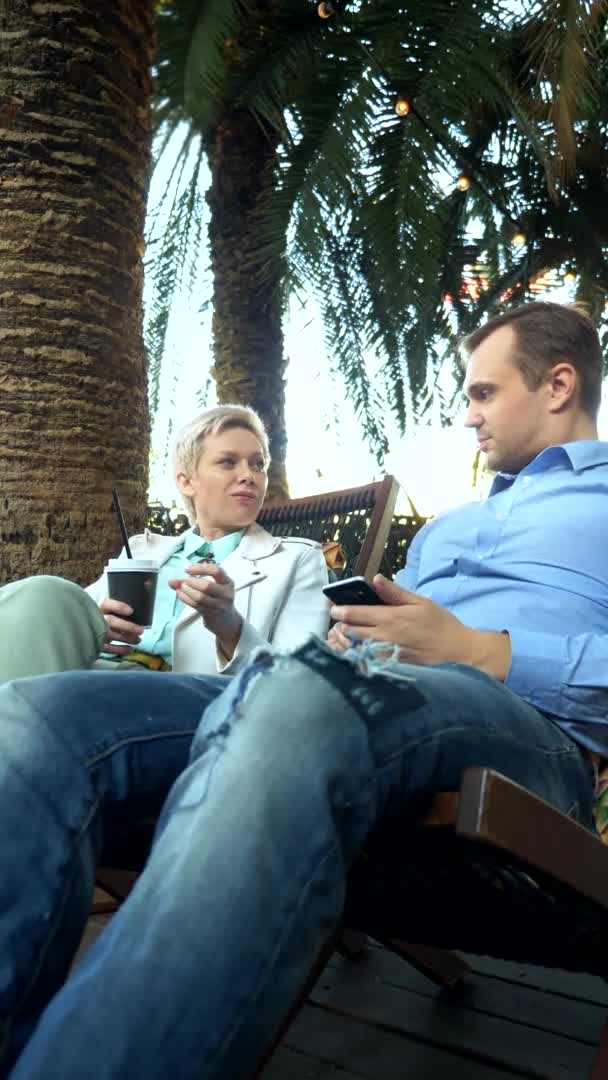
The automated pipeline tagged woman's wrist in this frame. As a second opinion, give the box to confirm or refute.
[216,612,243,661]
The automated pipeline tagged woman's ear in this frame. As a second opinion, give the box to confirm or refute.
[175,470,194,496]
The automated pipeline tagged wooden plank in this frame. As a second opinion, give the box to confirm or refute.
[344,947,605,1044]
[312,956,596,1077]
[364,941,608,1007]
[262,1044,365,1078]
[91,886,119,915]
[463,954,608,1008]
[282,1004,536,1079]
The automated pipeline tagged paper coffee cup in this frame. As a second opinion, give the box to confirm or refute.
[106,559,159,628]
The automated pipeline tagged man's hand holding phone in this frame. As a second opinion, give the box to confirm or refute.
[323,576,383,652]
[325,574,511,679]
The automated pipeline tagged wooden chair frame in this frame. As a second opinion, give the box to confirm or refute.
[253,768,608,1076]
[258,474,400,580]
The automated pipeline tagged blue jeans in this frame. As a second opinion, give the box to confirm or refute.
[0,639,595,1079]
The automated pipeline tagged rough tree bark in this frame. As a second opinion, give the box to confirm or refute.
[0,0,155,584]
[206,107,288,499]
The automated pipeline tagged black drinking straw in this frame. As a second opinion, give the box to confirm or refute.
[112,488,133,559]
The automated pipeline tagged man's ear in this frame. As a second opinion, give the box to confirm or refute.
[546,362,578,412]
[175,470,194,496]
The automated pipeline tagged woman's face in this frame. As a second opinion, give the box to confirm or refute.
[176,425,268,538]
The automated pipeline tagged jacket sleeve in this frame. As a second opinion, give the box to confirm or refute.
[217,544,330,674]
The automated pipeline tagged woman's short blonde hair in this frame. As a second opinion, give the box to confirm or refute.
[172,404,270,522]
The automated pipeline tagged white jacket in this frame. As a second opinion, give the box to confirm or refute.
[86,523,330,675]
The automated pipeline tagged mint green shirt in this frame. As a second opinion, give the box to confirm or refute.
[138,528,243,664]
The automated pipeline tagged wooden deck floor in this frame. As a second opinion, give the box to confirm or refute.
[82,901,606,1078]
[263,942,606,1079]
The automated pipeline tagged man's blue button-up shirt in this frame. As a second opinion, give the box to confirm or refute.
[396,441,608,756]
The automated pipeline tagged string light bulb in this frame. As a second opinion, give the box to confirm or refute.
[317,1,334,17]
[455,174,471,192]
[395,96,411,117]
[564,269,577,284]
[512,230,527,247]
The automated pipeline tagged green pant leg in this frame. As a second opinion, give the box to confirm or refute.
[0,576,108,686]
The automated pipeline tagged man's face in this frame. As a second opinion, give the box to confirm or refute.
[463,324,551,474]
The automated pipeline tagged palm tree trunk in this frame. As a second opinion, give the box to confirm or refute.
[206,108,288,498]
[0,0,155,584]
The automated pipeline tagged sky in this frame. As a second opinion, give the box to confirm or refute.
[145,135,605,520]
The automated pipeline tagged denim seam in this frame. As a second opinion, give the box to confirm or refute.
[85,728,197,768]
[373,723,585,773]
[209,835,346,1070]
[7,797,101,1054]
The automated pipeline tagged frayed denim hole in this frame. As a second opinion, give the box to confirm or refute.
[174,735,228,813]
[347,639,415,683]
[293,638,425,729]
[187,654,278,768]
[178,654,285,811]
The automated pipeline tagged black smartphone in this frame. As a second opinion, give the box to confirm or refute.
[322,576,384,606]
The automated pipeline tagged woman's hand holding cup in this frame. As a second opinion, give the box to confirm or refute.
[99,597,144,655]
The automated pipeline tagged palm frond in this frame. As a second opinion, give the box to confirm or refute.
[522,0,606,176]
[148,0,608,466]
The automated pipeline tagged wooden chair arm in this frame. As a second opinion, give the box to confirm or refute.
[353,474,400,579]
[433,767,608,913]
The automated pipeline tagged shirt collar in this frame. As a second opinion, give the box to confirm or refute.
[182,527,205,558]
[490,440,608,495]
[558,440,608,471]
[182,527,244,562]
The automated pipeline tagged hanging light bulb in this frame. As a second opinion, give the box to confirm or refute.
[564,269,577,284]
[512,230,527,247]
[455,174,471,192]
[317,1,334,17]
[395,96,411,117]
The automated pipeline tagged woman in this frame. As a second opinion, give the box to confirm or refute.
[0,406,329,683]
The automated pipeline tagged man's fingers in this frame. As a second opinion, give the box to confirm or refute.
[372,574,420,605]
[338,623,394,644]
[330,603,382,626]
[327,623,352,652]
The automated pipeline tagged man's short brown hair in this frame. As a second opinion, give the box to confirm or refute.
[460,301,603,418]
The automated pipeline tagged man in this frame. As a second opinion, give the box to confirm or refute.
[1,301,606,1079]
